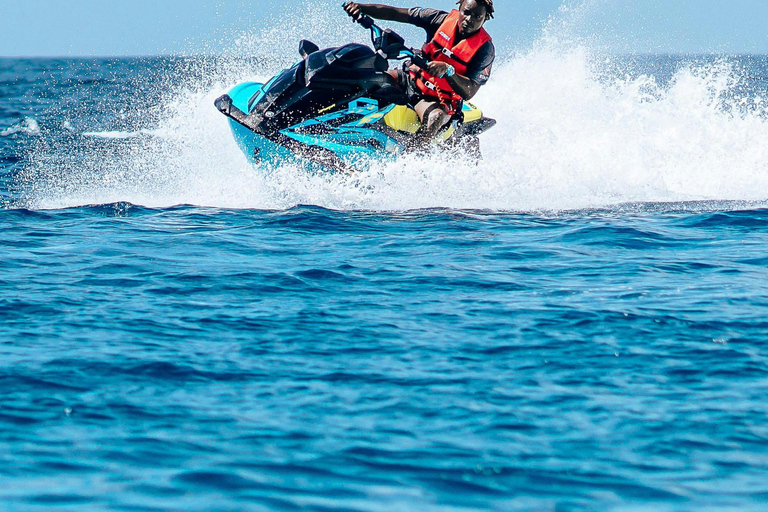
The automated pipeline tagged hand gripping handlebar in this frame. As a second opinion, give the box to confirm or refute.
[342,2,430,69]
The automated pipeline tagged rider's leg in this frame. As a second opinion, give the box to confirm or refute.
[412,99,450,144]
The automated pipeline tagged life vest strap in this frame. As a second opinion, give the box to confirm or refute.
[410,68,463,115]
[430,41,470,67]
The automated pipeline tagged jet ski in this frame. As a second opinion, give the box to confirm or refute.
[214,8,496,173]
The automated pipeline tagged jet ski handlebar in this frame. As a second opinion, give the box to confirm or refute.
[355,13,377,31]
[343,2,430,70]
[399,48,430,71]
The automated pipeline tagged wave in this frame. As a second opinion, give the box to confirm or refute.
[1,118,41,137]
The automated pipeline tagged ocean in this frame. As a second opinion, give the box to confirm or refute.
[2,30,768,512]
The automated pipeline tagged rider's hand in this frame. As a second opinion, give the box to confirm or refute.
[426,61,451,78]
[343,2,363,20]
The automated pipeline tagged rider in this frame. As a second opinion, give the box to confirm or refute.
[343,1,495,145]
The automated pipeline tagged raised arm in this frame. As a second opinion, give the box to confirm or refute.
[343,3,412,24]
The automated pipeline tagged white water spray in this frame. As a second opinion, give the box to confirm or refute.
[19,0,768,212]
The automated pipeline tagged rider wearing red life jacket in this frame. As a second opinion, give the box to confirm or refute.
[410,9,492,115]
[344,1,495,144]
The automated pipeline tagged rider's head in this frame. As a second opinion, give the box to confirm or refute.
[456,0,493,36]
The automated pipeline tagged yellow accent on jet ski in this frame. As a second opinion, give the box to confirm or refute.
[384,106,421,134]
[384,102,484,135]
[357,112,386,125]
[318,104,337,114]
[462,102,483,123]
[438,124,455,141]
[436,103,481,141]
[381,102,483,144]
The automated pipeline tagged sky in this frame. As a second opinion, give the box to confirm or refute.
[0,0,767,57]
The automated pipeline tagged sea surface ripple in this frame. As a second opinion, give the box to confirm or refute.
[2,203,768,511]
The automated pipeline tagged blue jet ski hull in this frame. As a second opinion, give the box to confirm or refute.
[222,81,404,171]
[221,81,491,173]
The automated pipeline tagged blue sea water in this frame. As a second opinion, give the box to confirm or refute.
[2,51,768,511]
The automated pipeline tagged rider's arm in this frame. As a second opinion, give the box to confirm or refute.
[343,3,412,24]
[447,73,481,100]
[426,42,494,100]
[425,62,480,100]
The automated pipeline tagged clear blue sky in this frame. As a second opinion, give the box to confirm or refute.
[1,0,766,56]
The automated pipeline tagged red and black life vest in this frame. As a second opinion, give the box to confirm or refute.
[409,10,492,114]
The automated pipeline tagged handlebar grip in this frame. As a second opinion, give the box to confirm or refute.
[342,2,375,29]
[410,53,430,70]
[357,14,375,29]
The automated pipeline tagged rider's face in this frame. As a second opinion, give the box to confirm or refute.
[457,0,488,36]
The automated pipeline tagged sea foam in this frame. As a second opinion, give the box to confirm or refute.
[1,118,41,138]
